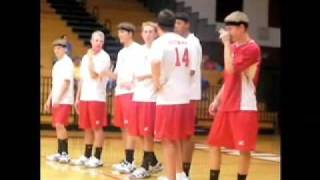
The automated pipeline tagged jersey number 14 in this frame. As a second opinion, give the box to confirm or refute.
[175,48,189,67]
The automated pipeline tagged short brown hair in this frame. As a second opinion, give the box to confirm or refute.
[52,38,66,47]
[117,22,136,33]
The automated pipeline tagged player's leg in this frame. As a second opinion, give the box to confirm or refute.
[182,139,194,177]
[55,123,68,154]
[113,94,136,173]
[85,102,108,168]
[182,101,197,177]
[113,128,137,173]
[47,105,71,163]
[144,135,160,167]
[163,139,177,180]
[84,129,94,158]
[124,94,137,171]
[130,102,162,179]
[125,133,136,163]
[136,135,162,176]
[71,101,93,166]
[209,146,222,180]
[176,140,188,179]
[207,112,234,180]
[141,103,161,172]
[231,111,259,180]
[238,151,251,180]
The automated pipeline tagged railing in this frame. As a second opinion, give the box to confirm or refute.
[40,76,279,133]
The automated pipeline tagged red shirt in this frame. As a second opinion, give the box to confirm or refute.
[219,40,261,112]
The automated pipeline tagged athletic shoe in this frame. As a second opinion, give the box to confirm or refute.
[112,160,136,174]
[157,173,190,180]
[149,162,163,174]
[58,152,70,164]
[70,155,89,166]
[157,176,168,180]
[128,167,151,179]
[46,153,61,162]
[85,156,103,168]
[177,172,190,180]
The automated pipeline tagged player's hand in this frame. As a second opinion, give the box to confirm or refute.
[74,99,80,114]
[209,99,219,116]
[44,100,51,113]
[154,81,163,92]
[219,28,231,44]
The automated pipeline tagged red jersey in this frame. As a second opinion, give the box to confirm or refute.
[219,40,261,112]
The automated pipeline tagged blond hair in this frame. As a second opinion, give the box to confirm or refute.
[142,21,157,32]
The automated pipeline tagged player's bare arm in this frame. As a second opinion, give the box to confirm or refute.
[44,91,52,113]
[75,79,82,114]
[219,29,234,73]
[135,74,152,81]
[151,61,161,91]
[209,84,224,116]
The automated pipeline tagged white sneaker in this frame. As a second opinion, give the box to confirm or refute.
[112,160,136,174]
[85,156,103,168]
[176,172,189,180]
[58,152,70,164]
[157,172,189,180]
[46,153,61,162]
[129,167,151,179]
[70,155,89,166]
[157,176,169,180]
[149,162,163,174]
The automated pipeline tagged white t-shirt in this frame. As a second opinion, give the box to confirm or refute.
[80,50,111,102]
[51,54,74,105]
[186,33,202,100]
[133,45,156,102]
[149,32,192,105]
[114,42,143,96]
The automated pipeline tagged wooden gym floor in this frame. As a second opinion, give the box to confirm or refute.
[41,131,280,180]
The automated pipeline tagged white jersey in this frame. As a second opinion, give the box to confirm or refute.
[133,45,156,102]
[114,42,143,96]
[187,33,202,100]
[51,54,74,105]
[149,32,192,105]
[80,50,111,102]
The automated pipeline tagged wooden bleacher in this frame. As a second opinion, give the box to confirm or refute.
[85,0,156,43]
[41,0,87,77]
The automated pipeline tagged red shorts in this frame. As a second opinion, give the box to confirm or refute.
[79,101,107,129]
[207,111,259,152]
[129,101,156,137]
[52,105,72,127]
[186,100,198,135]
[113,94,134,129]
[154,104,192,141]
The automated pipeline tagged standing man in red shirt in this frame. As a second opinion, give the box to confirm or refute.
[208,11,261,180]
